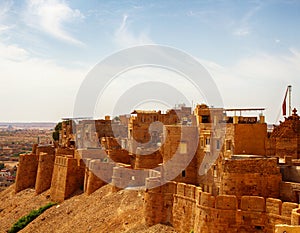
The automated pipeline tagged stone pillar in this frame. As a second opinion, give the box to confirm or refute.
[233,116,239,124]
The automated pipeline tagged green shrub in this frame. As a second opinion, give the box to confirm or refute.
[52,122,62,141]
[8,202,56,233]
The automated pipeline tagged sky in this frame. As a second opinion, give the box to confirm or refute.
[0,0,300,123]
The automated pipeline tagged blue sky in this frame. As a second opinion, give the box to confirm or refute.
[0,0,300,123]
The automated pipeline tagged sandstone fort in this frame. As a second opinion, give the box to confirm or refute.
[8,101,300,233]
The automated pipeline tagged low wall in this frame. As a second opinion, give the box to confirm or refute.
[135,151,162,169]
[275,224,300,233]
[84,159,114,195]
[36,145,55,156]
[112,166,149,189]
[56,147,74,157]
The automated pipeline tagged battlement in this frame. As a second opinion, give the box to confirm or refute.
[173,182,298,215]
[144,181,300,232]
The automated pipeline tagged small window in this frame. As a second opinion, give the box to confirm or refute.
[202,115,209,123]
[182,170,186,177]
[216,139,220,150]
[205,137,210,145]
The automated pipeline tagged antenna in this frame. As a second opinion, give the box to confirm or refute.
[288,85,292,116]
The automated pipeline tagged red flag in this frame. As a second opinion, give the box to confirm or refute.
[282,88,288,116]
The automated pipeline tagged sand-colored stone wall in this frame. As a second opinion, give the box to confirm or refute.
[36,145,55,156]
[35,152,55,194]
[56,147,74,157]
[15,153,38,193]
[84,159,114,195]
[275,224,300,233]
[144,182,300,233]
[221,158,282,199]
[279,181,300,203]
[234,123,267,155]
[50,156,85,202]
[144,178,176,226]
[161,125,198,184]
[111,166,150,189]
[268,112,300,159]
[134,151,162,169]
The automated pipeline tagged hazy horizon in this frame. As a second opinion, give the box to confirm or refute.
[0,1,299,124]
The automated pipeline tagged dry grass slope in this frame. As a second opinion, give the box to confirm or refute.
[0,185,176,233]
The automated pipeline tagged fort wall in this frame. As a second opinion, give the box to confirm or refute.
[84,159,114,195]
[144,178,176,226]
[50,156,85,202]
[35,152,55,194]
[15,153,38,193]
[111,165,152,189]
[34,145,56,194]
[144,182,300,233]
[221,158,282,199]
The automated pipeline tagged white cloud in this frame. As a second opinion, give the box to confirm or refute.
[24,0,84,46]
[232,3,262,37]
[233,28,250,37]
[0,43,29,61]
[0,0,14,35]
[199,50,300,124]
[114,14,153,48]
[0,25,13,32]
[0,46,87,121]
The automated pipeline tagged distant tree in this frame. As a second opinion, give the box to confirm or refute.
[0,163,4,170]
[113,116,120,122]
[52,122,62,141]
[54,122,62,131]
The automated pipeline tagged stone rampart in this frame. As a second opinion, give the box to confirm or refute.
[15,153,38,193]
[144,182,300,233]
[84,159,114,195]
[35,152,55,194]
[50,156,85,202]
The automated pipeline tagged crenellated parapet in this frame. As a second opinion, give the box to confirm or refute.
[144,181,300,233]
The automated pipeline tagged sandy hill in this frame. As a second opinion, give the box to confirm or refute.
[0,185,176,233]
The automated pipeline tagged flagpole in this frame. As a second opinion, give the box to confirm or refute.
[288,85,292,116]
